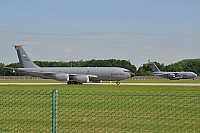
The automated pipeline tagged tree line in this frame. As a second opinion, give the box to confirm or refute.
[0,59,199,76]
[137,59,200,76]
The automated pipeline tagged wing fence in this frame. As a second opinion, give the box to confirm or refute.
[0,89,199,132]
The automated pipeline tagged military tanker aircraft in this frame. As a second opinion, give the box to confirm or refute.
[6,46,134,85]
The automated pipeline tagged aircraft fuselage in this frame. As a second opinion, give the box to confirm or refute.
[17,67,132,81]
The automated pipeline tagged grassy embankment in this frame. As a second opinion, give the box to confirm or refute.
[0,80,199,132]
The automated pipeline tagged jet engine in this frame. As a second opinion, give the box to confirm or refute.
[55,73,69,81]
[75,75,89,83]
[168,73,175,78]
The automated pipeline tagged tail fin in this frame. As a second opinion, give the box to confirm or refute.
[148,62,160,72]
[14,45,39,68]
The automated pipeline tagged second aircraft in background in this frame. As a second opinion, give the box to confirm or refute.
[147,61,197,80]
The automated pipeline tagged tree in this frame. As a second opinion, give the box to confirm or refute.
[2,58,200,76]
[0,63,6,76]
[137,64,152,76]
[165,59,200,75]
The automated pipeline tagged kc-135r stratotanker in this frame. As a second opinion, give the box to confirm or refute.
[7,46,134,85]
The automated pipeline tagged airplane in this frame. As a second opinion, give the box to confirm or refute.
[147,61,197,80]
[6,45,134,85]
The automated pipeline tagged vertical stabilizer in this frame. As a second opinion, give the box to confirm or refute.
[14,45,39,68]
[148,62,160,72]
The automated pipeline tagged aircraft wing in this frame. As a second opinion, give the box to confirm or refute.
[153,71,184,79]
[164,72,183,79]
[153,72,172,76]
[174,73,183,79]
[4,67,55,78]
[4,67,25,74]
[4,67,98,79]
[162,73,176,78]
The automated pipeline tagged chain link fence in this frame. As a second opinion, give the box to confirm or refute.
[1,90,52,132]
[1,89,199,132]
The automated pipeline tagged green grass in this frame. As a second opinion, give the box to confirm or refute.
[58,90,199,132]
[0,81,199,132]
[0,84,200,91]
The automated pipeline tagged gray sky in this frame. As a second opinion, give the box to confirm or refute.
[0,0,200,68]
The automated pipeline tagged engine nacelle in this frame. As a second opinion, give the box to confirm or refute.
[75,75,89,83]
[168,73,175,78]
[55,73,69,81]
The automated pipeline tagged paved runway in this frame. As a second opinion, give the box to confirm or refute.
[0,82,199,86]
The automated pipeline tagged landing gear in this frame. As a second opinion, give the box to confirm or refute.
[116,81,120,85]
[67,81,82,85]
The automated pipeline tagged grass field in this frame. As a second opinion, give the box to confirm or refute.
[0,79,199,132]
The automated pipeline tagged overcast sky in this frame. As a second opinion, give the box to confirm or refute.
[0,0,199,68]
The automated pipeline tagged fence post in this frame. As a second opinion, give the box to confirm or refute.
[52,89,57,133]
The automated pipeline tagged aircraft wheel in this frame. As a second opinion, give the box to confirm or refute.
[68,81,83,84]
[72,81,78,84]
[67,81,72,84]
[116,81,120,85]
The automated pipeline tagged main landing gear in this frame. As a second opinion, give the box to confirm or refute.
[116,81,120,85]
[67,81,82,85]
